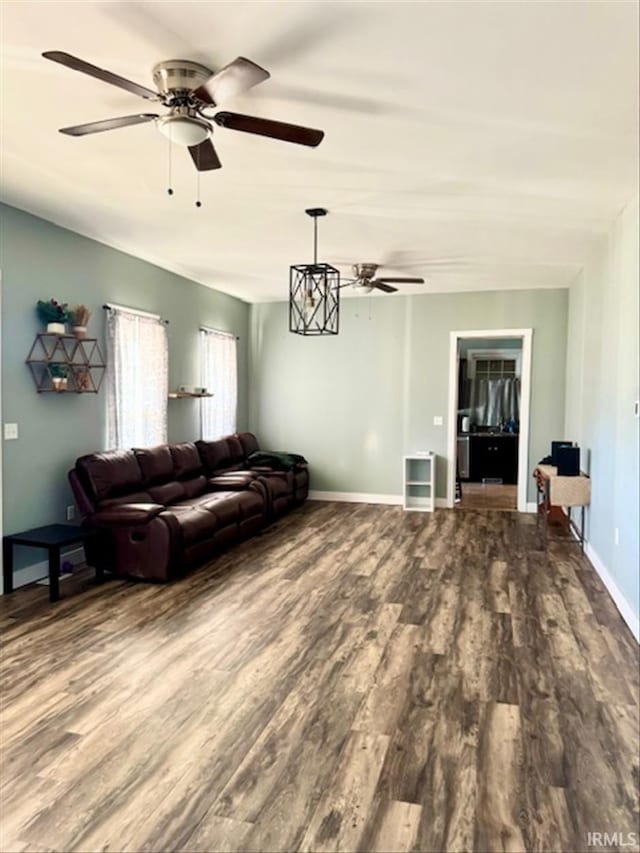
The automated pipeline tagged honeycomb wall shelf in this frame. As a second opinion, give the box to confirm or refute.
[26,333,106,394]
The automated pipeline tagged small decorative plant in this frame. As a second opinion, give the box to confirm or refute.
[71,304,91,327]
[76,367,91,391]
[36,299,70,325]
[50,363,69,392]
[50,364,69,379]
[70,304,92,338]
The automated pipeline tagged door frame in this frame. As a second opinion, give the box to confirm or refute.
[446,328,533,512]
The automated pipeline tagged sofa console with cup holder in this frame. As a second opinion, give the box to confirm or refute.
[69,432,309,582]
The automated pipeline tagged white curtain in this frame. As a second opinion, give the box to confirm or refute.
[106,307,168,449]
[200,328,237,440]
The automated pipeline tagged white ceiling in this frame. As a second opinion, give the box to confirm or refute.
[1,0,638,302]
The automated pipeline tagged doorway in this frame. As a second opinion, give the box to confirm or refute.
[446,329,533,512]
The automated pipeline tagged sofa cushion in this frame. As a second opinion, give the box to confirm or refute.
[196,439,231,473]
[182,475,208,498]
[135,445,174,485]
[226,436,245,466]
[76,450,143,502]
[170,442,203,479]
[100,490,153,508]
[237,432,260,457]
[148,481,186,505]
[198,492,242,526]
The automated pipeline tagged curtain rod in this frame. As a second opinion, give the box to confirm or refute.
[200,325,240,340]
[103,303,169,325]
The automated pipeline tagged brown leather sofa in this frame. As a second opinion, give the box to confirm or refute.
[69,432,309,582]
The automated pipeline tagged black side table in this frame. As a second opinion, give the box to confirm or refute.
[2,524,101,603]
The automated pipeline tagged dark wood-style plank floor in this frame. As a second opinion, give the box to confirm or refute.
[1,502,638,853]
[456,483,517,511]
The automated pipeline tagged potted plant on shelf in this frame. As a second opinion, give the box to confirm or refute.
[75,366,91,391]
[50,363,69,392]
[70,304,92,339]
[36,299,70,335]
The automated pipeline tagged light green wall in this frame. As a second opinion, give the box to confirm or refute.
[0,203,249,573]
[565,194,639,627]
[249,288,569,501]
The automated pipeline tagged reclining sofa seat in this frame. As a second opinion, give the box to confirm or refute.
[69,432,308,582]
[196,433,296,517]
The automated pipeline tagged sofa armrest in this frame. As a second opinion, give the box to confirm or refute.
[91,503,165,527]
[208,474,256,491]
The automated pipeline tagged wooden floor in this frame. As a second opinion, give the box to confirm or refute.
[457,482,518,511]
[1,502,638,853]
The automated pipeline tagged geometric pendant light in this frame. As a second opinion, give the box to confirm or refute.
[289,208,340,336]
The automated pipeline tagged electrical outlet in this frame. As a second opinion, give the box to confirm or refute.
[614,527,619,546]
[433,416,443,426]
[66,505,75,521]
[4,423,18,440]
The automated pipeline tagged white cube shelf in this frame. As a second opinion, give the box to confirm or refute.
[403,453,435,512]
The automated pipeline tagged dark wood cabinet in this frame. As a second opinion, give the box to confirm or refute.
[469,435,518,484]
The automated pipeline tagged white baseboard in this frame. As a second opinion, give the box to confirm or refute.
[309,491,403,505]
[7,546,86,592]
[308,491,448,509]
[541,507,637,643]
[584,542,639,643]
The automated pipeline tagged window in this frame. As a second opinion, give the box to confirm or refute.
[106,306,168,449]
[200,327,237,440]
[474,358,517,379]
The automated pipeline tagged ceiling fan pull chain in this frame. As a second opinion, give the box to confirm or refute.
[167,128,173,196]
[195,149,202,207]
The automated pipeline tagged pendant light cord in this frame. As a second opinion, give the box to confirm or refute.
[313,215,318,265]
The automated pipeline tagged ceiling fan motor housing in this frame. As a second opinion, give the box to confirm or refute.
[353,262,378,280]
[152,60,213,97]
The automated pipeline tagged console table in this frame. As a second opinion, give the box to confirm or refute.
[2,524,101,602]
[533,464,591,550]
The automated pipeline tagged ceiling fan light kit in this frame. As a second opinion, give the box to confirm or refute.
[157,109,211,146]
[289,208,340,337]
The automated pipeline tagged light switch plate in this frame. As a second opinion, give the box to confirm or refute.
[4,423,18,440]
[433,416,443,426]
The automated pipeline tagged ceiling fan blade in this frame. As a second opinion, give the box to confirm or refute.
[372,282,398,294]
[42,51,161,101]
[194,57,269,106]
[188,139,222,171]
[214,111,324,147]
[374,277,425,284]
[59,114,159,136]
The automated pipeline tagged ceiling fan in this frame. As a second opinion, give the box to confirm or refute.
[41,51,325,171]
[339,263,425,294]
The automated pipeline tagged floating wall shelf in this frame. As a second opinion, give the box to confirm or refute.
[168,392,214,399]
[26,333,106,394]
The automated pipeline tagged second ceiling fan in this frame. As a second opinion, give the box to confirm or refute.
[340,263,425,294]
[42,51,325,171]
